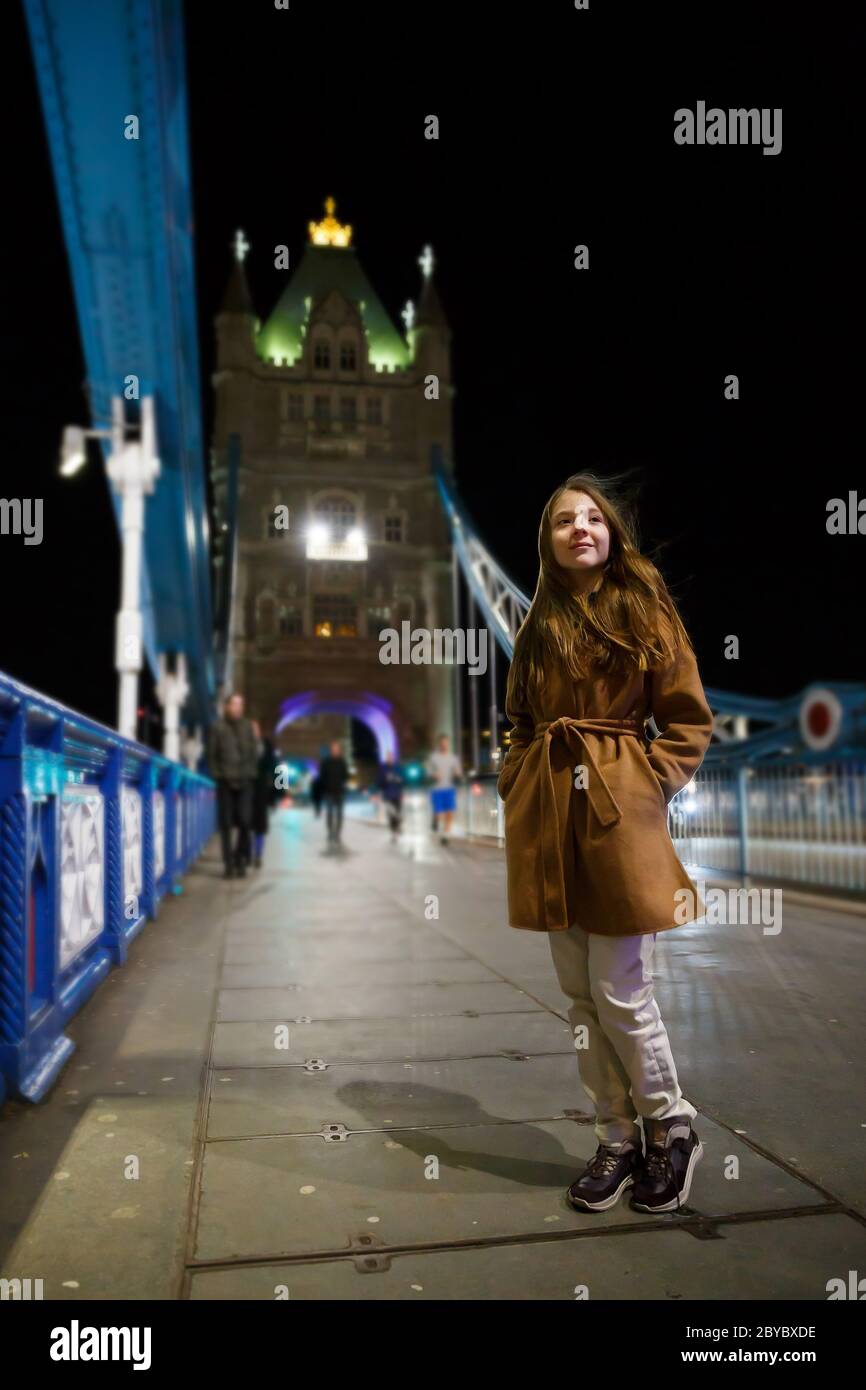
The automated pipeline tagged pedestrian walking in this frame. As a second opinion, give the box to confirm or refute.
[208,692,259,879]
[318,740,350,846]
[426,733,462,845]
[497,473,713,1216]
[373,751,405,840]
[250,727,279,868]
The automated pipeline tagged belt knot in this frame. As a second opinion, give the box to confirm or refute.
[533,716,642,929]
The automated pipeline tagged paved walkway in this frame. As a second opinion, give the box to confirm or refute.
[2,803,865,1300]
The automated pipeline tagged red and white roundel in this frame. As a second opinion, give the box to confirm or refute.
[799,688,843,751]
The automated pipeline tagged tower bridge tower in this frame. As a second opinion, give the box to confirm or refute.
[211,198,455,769]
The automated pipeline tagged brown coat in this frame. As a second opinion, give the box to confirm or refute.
[496,623,714,937]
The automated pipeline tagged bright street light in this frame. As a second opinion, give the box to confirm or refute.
[59,425,86,475]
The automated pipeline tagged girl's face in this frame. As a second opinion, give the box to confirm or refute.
[549,489,610,581]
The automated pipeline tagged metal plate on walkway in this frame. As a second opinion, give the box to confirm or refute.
[221,931,468,961]
[206,1054,588,1138]
[216,980,542,1022]
[188,1210,866,1299]
[221,955,498,984]
[193,1116,831,1263]
[225,912,417,935]
[211,1011,574,1068]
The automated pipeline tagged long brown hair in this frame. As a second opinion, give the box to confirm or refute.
[507,471,693,708]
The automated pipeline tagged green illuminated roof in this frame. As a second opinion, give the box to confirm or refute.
[257,245,410,371]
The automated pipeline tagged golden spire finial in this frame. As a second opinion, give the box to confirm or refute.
[308,196,352,248]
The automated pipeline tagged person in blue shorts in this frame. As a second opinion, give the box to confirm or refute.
[426,733,463,846]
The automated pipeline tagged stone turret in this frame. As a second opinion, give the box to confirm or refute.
[215,229,258,372]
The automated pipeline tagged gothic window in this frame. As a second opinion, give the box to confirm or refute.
[339,397,357,426]
[314,494,356,541]
[384,514,404,543]
[339,340,357,371]
[313,593,357,638]
[256,591,278,645]
[366,397,383,425]
[279,605,303,636]
[313,395,331,422]
[314,340,331,369]
[393,586,415,626]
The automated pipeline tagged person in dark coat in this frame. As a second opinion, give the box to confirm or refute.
[250,729,279,868]
[208,692,259,878]
[310,773,323,817]
[373,751,405,840]
[318,740,350,845]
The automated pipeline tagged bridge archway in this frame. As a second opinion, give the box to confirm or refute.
[275,690,399,762]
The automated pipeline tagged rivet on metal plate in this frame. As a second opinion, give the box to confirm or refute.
[354,1254,391,1274]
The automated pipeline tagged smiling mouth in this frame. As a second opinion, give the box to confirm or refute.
[570,543,592,551]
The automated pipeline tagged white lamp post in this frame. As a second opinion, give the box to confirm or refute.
[182,725,205,772]
[157,652,189,763]
[60,395,161,743]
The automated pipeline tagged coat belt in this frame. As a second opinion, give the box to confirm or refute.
[532,717,644,928]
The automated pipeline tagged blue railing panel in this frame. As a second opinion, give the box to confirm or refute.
[0,670,215,1105]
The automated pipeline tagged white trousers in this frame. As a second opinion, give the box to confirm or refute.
[548,923,697,1148]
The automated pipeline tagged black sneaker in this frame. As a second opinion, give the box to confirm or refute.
[223,866,234,880]
[630,1116,703,1214]
[565,1140,643,1212]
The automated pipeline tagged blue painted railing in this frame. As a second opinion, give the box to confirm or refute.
[0,671,215,1105]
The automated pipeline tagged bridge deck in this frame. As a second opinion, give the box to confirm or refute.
[2,804,865,1300]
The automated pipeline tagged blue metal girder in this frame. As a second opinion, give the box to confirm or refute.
[22,0,213,724]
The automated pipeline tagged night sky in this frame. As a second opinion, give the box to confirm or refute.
[3,1,863,739]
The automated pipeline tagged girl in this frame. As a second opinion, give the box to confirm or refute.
[496,474,714,1216]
